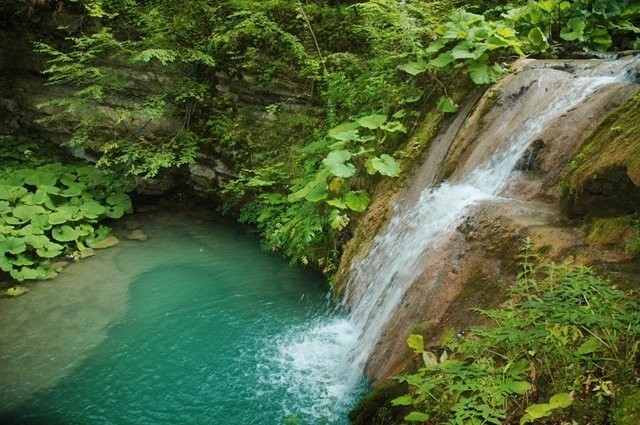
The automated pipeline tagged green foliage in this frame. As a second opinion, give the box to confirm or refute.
[625,219,640,256]
[0,163,133,282]
[33,0,217,177]
[400,0,640,92]
[227,111,407,271]
[393,243,640,424]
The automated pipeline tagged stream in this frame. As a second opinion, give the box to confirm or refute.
[0,209,367,424]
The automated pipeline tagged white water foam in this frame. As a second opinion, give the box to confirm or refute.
[257,315,364,423]
[341,56,640,385]
[255,56,640,423]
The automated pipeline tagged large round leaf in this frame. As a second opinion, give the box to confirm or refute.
[12,204,47,221]
[368,154,401,177]
[106,193,132,209]
[0,237,27,255]
[0,185,28,203]
[20,189,51,206]
[51,225,80,242]
[344,190,371,213]
[36,241,64,258]
[323,150,356,178]
[60,185,84,197]
[80,201,107,219]
[0,255,14,272]
[31,214,51,230]
[356,114,387,130]
[22,232,50,248]
[24,170,58,187]
[48,205,82,224]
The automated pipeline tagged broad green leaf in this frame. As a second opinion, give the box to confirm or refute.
[425,39,446,54]
[0,255,14,272]
[369,154,401,177]
[588,27,612,50]
[437,96,459,113]
[52,225,80,242]
[0,185,28,202]
[356,114,387,130]
[323,150,356,178]
[560,17,586,41]
[407,334,424,354]
[549,392,572,408]
[12,205,47,221]
[13,255,34,266]
[80,201,108,219]
[507,381,533,394]
[11,266,41,281]
[538,0,558,13]
[60,185,83,197]
[326,198,347,209]
[48,206,80,224]
[469,62,504,85]
[451,41,478,59]
[107,205,127,219]
[404,411,430,422]
[528,27,549,51]
[288,170,330,203]
[577,337,600,354]
[106,193,132,211]
[36,243,64,258]
[22,233,50,248]
[399,60,428,76]
[31,214,51,230]
[391,395,413,406]
[20,189,50,206]
[429,51,455,68]
[0,237,26,254]
[328,121,360,140]
[522,403,552,420]
[344,190,370,212]
[24,170,57,187]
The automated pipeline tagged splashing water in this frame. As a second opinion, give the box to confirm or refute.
[340,56,640,384]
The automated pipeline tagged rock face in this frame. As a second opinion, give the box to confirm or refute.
[337,56,640,385]
[0,27,240,198]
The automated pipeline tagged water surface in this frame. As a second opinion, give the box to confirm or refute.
[0,210,365,424]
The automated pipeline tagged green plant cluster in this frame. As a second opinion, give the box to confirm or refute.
[226,111,408,271]
[0,163,133,282]
[392,239,640,424]
[399,0,640,95]
[21,0,640,273]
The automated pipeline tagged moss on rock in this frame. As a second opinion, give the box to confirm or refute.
[561,93,640,217]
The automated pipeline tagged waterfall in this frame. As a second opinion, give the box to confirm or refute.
[340,55,640,384]
[266,56,638,423]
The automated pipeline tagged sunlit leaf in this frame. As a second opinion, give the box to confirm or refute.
[344,190,370,212]
[356,114,387,130]
[323,150,356,178]
[399,60,428,75]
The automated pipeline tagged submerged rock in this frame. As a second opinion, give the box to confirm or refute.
[126,229,148,241]
[89,235,120,249]
[5,285,29,297]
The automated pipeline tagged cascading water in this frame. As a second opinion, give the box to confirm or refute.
[338,55,640,386]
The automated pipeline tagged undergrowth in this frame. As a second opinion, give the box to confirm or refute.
[392,238,640,424]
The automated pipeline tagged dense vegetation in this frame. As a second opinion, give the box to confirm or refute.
[393,240,640,425]
[357,240,640,424]
[1,0,639,423]
[2,0,638,277]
